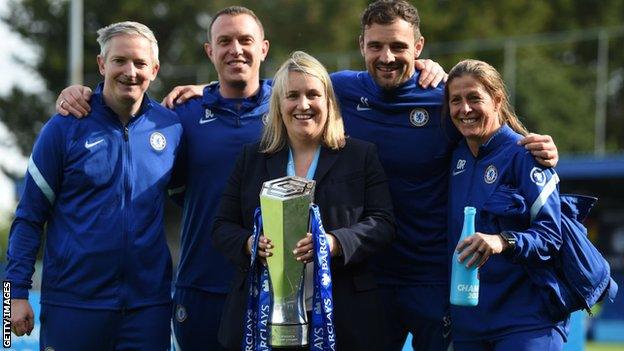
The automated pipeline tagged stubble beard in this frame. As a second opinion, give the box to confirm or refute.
[228,79,248,92]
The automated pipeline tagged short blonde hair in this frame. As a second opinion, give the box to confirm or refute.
[97,21,159,64]
[260,51,346,154]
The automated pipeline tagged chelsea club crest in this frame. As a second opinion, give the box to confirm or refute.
[175,304,187,323]
[484,165,498,184]
[530,167,547,186]
[149,132,166,151]
[409,108,429,127]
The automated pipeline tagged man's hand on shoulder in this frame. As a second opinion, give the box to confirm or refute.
[56,85,93,118]
[161,84,207,109]
[518,133,559,168]
[415,59,447,88]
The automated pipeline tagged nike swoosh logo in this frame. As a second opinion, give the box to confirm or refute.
[356,104,371,111]
[85,139,104,148]
[199,117,217,124]
[452,169,466,176]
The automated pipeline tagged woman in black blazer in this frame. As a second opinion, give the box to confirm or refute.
[212,51,395,351]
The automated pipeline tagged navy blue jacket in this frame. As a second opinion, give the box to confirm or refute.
[332,70,460,285]
[6,88,183,309]
[448,125,564,340]
[212,139,394,350]
[171,81,271,293]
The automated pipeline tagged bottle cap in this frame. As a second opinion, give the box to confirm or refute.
[464,206,476,215]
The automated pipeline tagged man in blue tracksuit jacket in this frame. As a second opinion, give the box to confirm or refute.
[6,22,183,350]
[331,68,459,350]
[170,80,270,349]
[448,124,565,349]
[167,8,270,350]
[54,8,271,350]
[331,1,559,350]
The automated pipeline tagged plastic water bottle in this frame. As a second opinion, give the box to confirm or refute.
[450,206,479,306]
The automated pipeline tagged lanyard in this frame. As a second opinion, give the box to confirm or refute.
[287,146,321,179]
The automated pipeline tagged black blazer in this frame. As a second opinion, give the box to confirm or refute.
[212,138,395,351]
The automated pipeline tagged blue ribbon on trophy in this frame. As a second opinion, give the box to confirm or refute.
[309,204,337,351]
[243,207,270,351]
[243,205,336,351]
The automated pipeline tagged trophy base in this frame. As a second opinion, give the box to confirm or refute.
[269,323,309,348]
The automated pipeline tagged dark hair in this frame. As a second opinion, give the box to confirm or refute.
[361,0,421,38]
[444,59,529,136]
[208,6,265,40]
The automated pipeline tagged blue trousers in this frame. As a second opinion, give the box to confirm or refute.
[453,327,564,351]
[172,288,227,351]
[39,303,170,351]
[378,284,451,351]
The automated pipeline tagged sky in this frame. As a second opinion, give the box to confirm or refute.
[0,1,43,95]
[0,1,37,216]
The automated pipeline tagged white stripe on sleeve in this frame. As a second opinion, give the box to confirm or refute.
[530,173,559,222]
[27,155,56,204]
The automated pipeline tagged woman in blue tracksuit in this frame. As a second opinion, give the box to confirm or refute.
[445,59,567,351]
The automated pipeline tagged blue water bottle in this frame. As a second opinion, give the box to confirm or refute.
[450,206,479,306]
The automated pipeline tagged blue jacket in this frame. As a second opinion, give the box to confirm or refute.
[509,194,618,320]
[331,70,460,285]
[448,125,565,340]
[171,81,270,293]
[6,87,183,310]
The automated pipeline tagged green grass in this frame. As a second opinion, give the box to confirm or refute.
[587,342,624,351]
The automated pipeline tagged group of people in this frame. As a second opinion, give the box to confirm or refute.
[6,1,568,351]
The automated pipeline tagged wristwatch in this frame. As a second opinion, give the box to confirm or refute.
[499,231,517,251]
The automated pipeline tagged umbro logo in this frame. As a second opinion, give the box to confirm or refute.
[200,108,217,124]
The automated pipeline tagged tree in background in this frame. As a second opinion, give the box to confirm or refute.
[1,0,623,156]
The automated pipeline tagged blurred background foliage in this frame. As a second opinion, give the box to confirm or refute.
[1,0,623,155]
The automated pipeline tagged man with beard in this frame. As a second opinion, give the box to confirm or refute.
[330,1,557,350]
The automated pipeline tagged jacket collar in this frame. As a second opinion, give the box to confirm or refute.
[313,145,339,184]
[92,82,152,125]
[477,124,516,158]
[201,80,271,115]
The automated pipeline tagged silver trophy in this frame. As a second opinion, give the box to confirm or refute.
[260,176,315,347]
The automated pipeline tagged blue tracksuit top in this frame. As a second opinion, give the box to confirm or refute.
[331,70,461,285]
[172,81,270,293]
[448,124,564,340]
[6,87,183,309]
